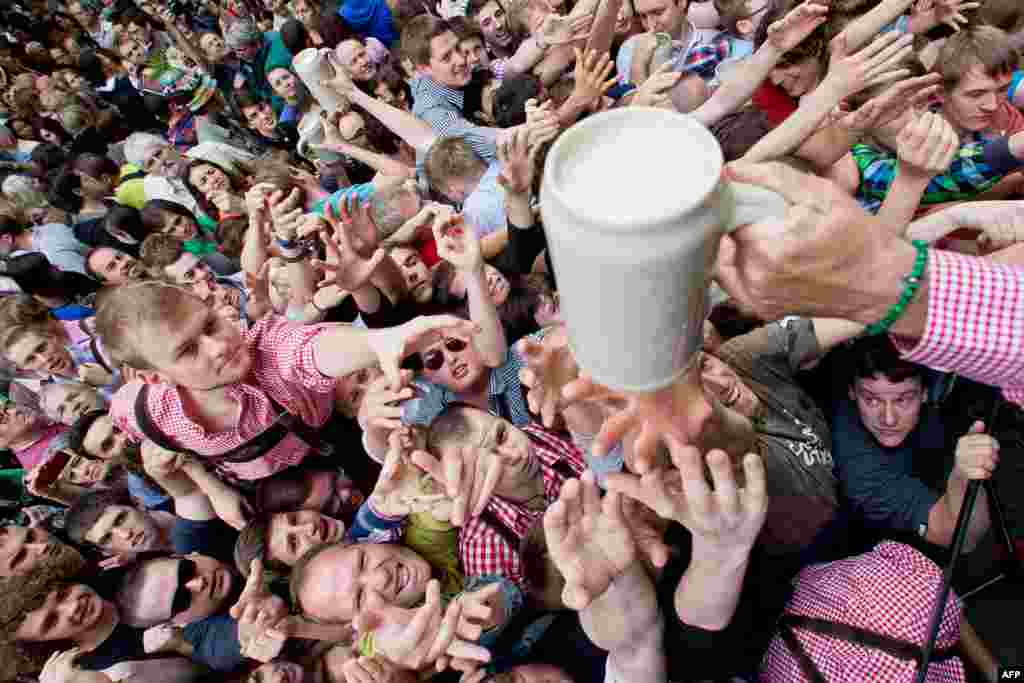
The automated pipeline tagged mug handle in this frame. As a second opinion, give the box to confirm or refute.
[720,181,789,234]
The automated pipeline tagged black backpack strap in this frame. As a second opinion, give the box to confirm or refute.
[134,384,193,455]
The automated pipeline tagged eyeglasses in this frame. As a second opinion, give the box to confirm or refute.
[419,338,467,371]
[172,558,197,617]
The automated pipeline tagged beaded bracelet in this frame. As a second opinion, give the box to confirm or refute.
[864,240,929,336]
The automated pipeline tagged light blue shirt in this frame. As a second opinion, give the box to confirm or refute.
[462,161,506,237]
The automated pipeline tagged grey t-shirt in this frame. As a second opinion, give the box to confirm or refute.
[715,318,838,553]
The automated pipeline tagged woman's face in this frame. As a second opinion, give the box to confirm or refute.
[200,33,229,63]
[188,163,231,198]
[373,82,407,110]
[268,68,299,101]
[337,40,376,81]
[292,0,319,26]
[158,208,199,239]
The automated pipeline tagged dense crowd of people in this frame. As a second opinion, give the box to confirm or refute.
[0,0,1021,679]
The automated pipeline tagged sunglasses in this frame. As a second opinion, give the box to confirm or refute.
[172,558,197,617]
[415,337,467,372]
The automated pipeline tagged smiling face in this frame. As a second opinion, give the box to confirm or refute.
[425,30,471,89]
[0,526,80,578]
[242,101,279,137]
[189,163,231,199]
[476,0,512,47]
[88,247,144,284]
[16,583,113,644]
[40,383,105,425]
[135,293,253,390]
[268,510,346,568]
[268,67,300,101]
[850,374,926,448]
[6,330,74,377]
[297,543,432,623]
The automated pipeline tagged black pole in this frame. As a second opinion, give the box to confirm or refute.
[915,400,1001,683]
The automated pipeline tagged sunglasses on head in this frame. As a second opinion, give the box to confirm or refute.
[407,337,467,372]
[172,558,197,617]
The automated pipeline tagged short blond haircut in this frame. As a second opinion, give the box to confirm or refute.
[94,281,197,370]
[936,25,1019,91]
[424,137,487,193]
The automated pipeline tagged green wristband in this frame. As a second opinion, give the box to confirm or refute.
[864,239,929,336]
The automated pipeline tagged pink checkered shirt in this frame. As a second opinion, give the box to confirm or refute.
[110,316,338,480]
[761,541,965,682]
[894,250,1024,407]
[459,423,585,589]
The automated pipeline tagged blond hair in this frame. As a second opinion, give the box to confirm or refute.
[424,137,487,193]
[94,281,198,370]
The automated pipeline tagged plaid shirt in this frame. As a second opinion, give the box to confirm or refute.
[411,76,497,162]
[460,424,586,590]
[110,316,337,480]
[893,249,1024,408]
[852,142,1004,213]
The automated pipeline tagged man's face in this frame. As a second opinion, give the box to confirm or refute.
[16,583,110,642]
[61,452,113,486]
[136,295,253,390]
[769,57,822,98]
[336,365,384,418]
[134,554,237,626]
[0,525,76,577]
[164,252,213,285]
[416,332,488,393]
[155,209,200,239]
[437,407,539,494]
[850,374,926,448]
[491,664,574,683]
[40,383,105,425]
[460,37,488,71]
[338,40,377,81]
[242,102,279,137]
[635,0,686,37]
[143,145,188,178]
[85,504,162,553]
[426,31,471,89]
[698,352,760,418]
[292,0,319,26]
[83,414,136,460]
[0,403,43,448]
[298,543,432,623]
[88,247,143,285]
[943,66,1014,133]
[7,330,74,377]
[117,38,148,66]
[391,247,434,303]
[373,81,408,109]
[234,40,262,62]
[268,510,346,568]
[476,0,512,47]
[200,33,229,63]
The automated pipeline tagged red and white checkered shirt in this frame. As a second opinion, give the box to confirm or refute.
[894,249,1024,408]
[761,541,965,682]
[459,423,586,590]
[110,316,338,480]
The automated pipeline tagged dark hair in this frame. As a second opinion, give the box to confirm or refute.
[64,486,136,547]
[66,409,106,455]
[47,169,83,213]
[848,335,926,388]
[319,13,356,49]
[754,0,830,67]
[29,144,70,177]
[367,69,412,106]
[280,18,310,54]
[493,73,542,128]
[73,152,118,180]
[139,198,199,237]
[183,158,241,220]
[234,514,295,578]
[447,15,485,43]
[102,205,146,243]
[30,116,71,146]
[0,214,28,239]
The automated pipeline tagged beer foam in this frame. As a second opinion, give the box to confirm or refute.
[550,110,722,228]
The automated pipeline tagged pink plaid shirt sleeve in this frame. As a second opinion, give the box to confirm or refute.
[893,250,1024,407]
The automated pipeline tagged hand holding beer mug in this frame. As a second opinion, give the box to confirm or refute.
[540,107,785,470]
